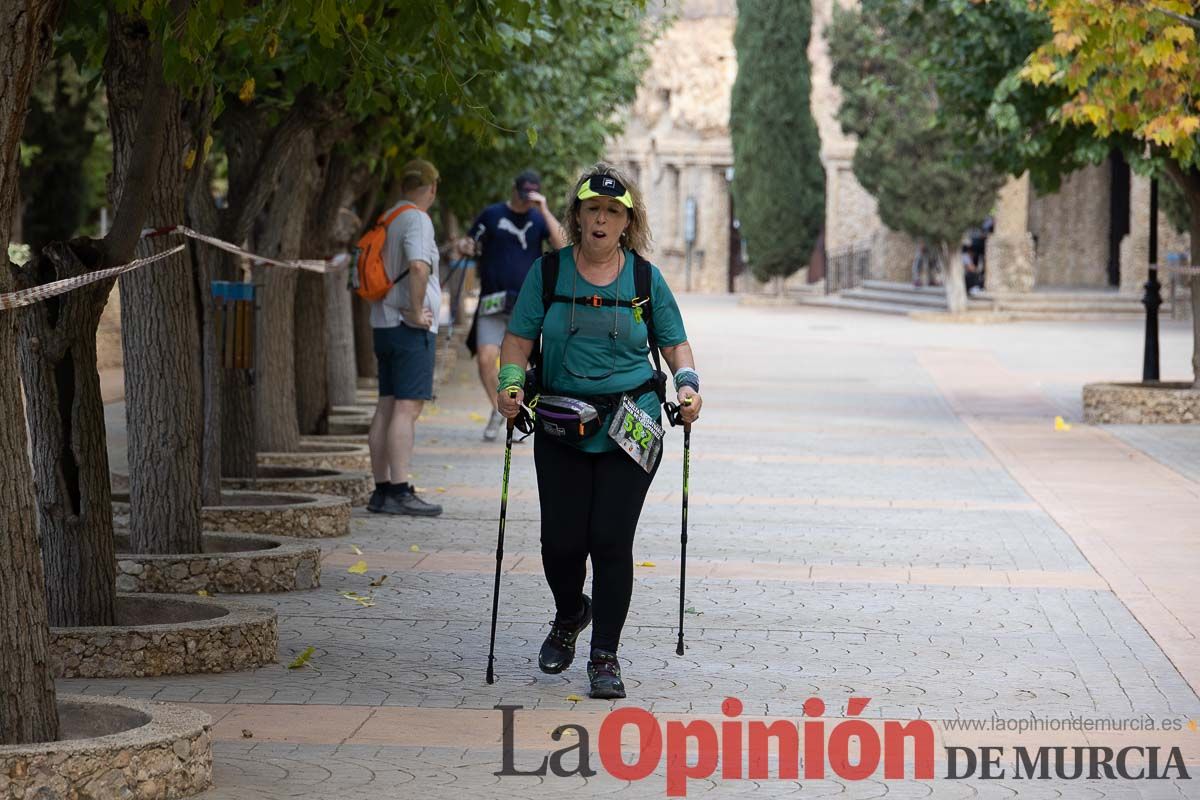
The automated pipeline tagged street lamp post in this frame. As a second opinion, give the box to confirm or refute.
[684,195,697,293]
[1142,178,1162,382]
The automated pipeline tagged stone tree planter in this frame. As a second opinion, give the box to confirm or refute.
[222,465,372,505]
[1083,381,1200,424]
[327,406,372,436]
[258,439,371,472]
[115,531,320,594]
[51,594,276,679]
[114,490,351,538]
[326,417,370,436]
[0,695,211,799]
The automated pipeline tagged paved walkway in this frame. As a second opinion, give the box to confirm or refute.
[86,298,1200,798]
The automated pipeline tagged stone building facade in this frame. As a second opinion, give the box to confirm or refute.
[605,0,923,293]
[610,0,1190,296]
[606,1,739,294]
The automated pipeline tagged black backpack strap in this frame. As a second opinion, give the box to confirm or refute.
[632,251,655,349]
[534,250,561,382]
[540,249,561,314]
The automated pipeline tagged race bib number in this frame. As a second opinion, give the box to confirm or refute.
[479,290,507,316]
[607,394,664,473]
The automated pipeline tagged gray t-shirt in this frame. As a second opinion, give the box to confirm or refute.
[369,201,441,333]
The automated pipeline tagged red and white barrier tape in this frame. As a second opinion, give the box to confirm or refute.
[2,225,332,312]
[142,225,329,274]
[0,245,185,311]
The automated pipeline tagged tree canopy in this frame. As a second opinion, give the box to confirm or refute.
[730,0,825,285]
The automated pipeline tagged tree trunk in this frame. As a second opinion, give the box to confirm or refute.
[941,242,968,314]
[1165,161,1200,389]
[198,100,314,479]
[294,270,329,434]
[1188,189,1200,389]
[295,143,357,428]
[107,9,203,555]
[0,0,62,746]
[353,293,376,380]
[14,242,116,628]
[185,167,231,501]
[253,132,319,452]
[326,262,358,406]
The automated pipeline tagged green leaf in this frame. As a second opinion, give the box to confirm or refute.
[288,646,316,669]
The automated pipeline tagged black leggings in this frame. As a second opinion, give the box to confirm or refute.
[534,433,659,653]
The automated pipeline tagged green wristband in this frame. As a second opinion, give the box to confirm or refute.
[497,363,525,393]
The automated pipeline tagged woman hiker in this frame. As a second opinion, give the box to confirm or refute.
[495,163,702,699]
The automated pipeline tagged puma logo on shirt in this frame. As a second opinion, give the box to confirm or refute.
[497,217,535,250]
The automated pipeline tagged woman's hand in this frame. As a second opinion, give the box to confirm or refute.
[497,387,524,419]
[677,387,701,425]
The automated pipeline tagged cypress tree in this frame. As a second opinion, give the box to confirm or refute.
[730,0,826,285]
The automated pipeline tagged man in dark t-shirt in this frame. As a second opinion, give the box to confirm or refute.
[465,170,566,440]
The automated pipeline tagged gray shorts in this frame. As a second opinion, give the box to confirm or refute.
[475,312,509,349]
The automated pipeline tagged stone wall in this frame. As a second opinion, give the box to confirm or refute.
[608,7,737,294]
[826,164,880,260]
[1119,172,1193,300]
[1028,163,1112,288]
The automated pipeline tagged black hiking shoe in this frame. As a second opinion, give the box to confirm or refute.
[538,595,592,674]
[366,487,387,513]
[587,650,626,699]
[380,486,443,517]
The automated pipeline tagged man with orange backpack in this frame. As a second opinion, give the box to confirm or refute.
[357,158,444,516]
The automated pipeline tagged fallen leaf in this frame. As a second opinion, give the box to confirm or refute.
[566,694,584,702]
[635,561,656,568]
[369,574,388,587]
[347,560,368,574]
[436,487,446,493]
[196,590,209,597]
[1054,415,1072,432]
[684,607,702,615]
[550,728,578,737]
[349,544,363,555]
[410,544,421,552]
[339,591,376,608]
[242,729,254,739]
[469,412,487,422]
[288,646,316,669]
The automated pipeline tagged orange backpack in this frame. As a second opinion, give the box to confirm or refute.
[353,203,417,301]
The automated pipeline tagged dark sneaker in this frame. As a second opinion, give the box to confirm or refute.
[538,595,592,674]
[366,487,387,513]
[483,410,503,442]
[380,488,443,517]
[587,650,626,699]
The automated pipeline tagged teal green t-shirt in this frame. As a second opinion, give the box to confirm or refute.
[508,246,688,452]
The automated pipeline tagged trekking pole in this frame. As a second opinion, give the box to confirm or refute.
[676,398,693,657]
[486,388,519,684]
